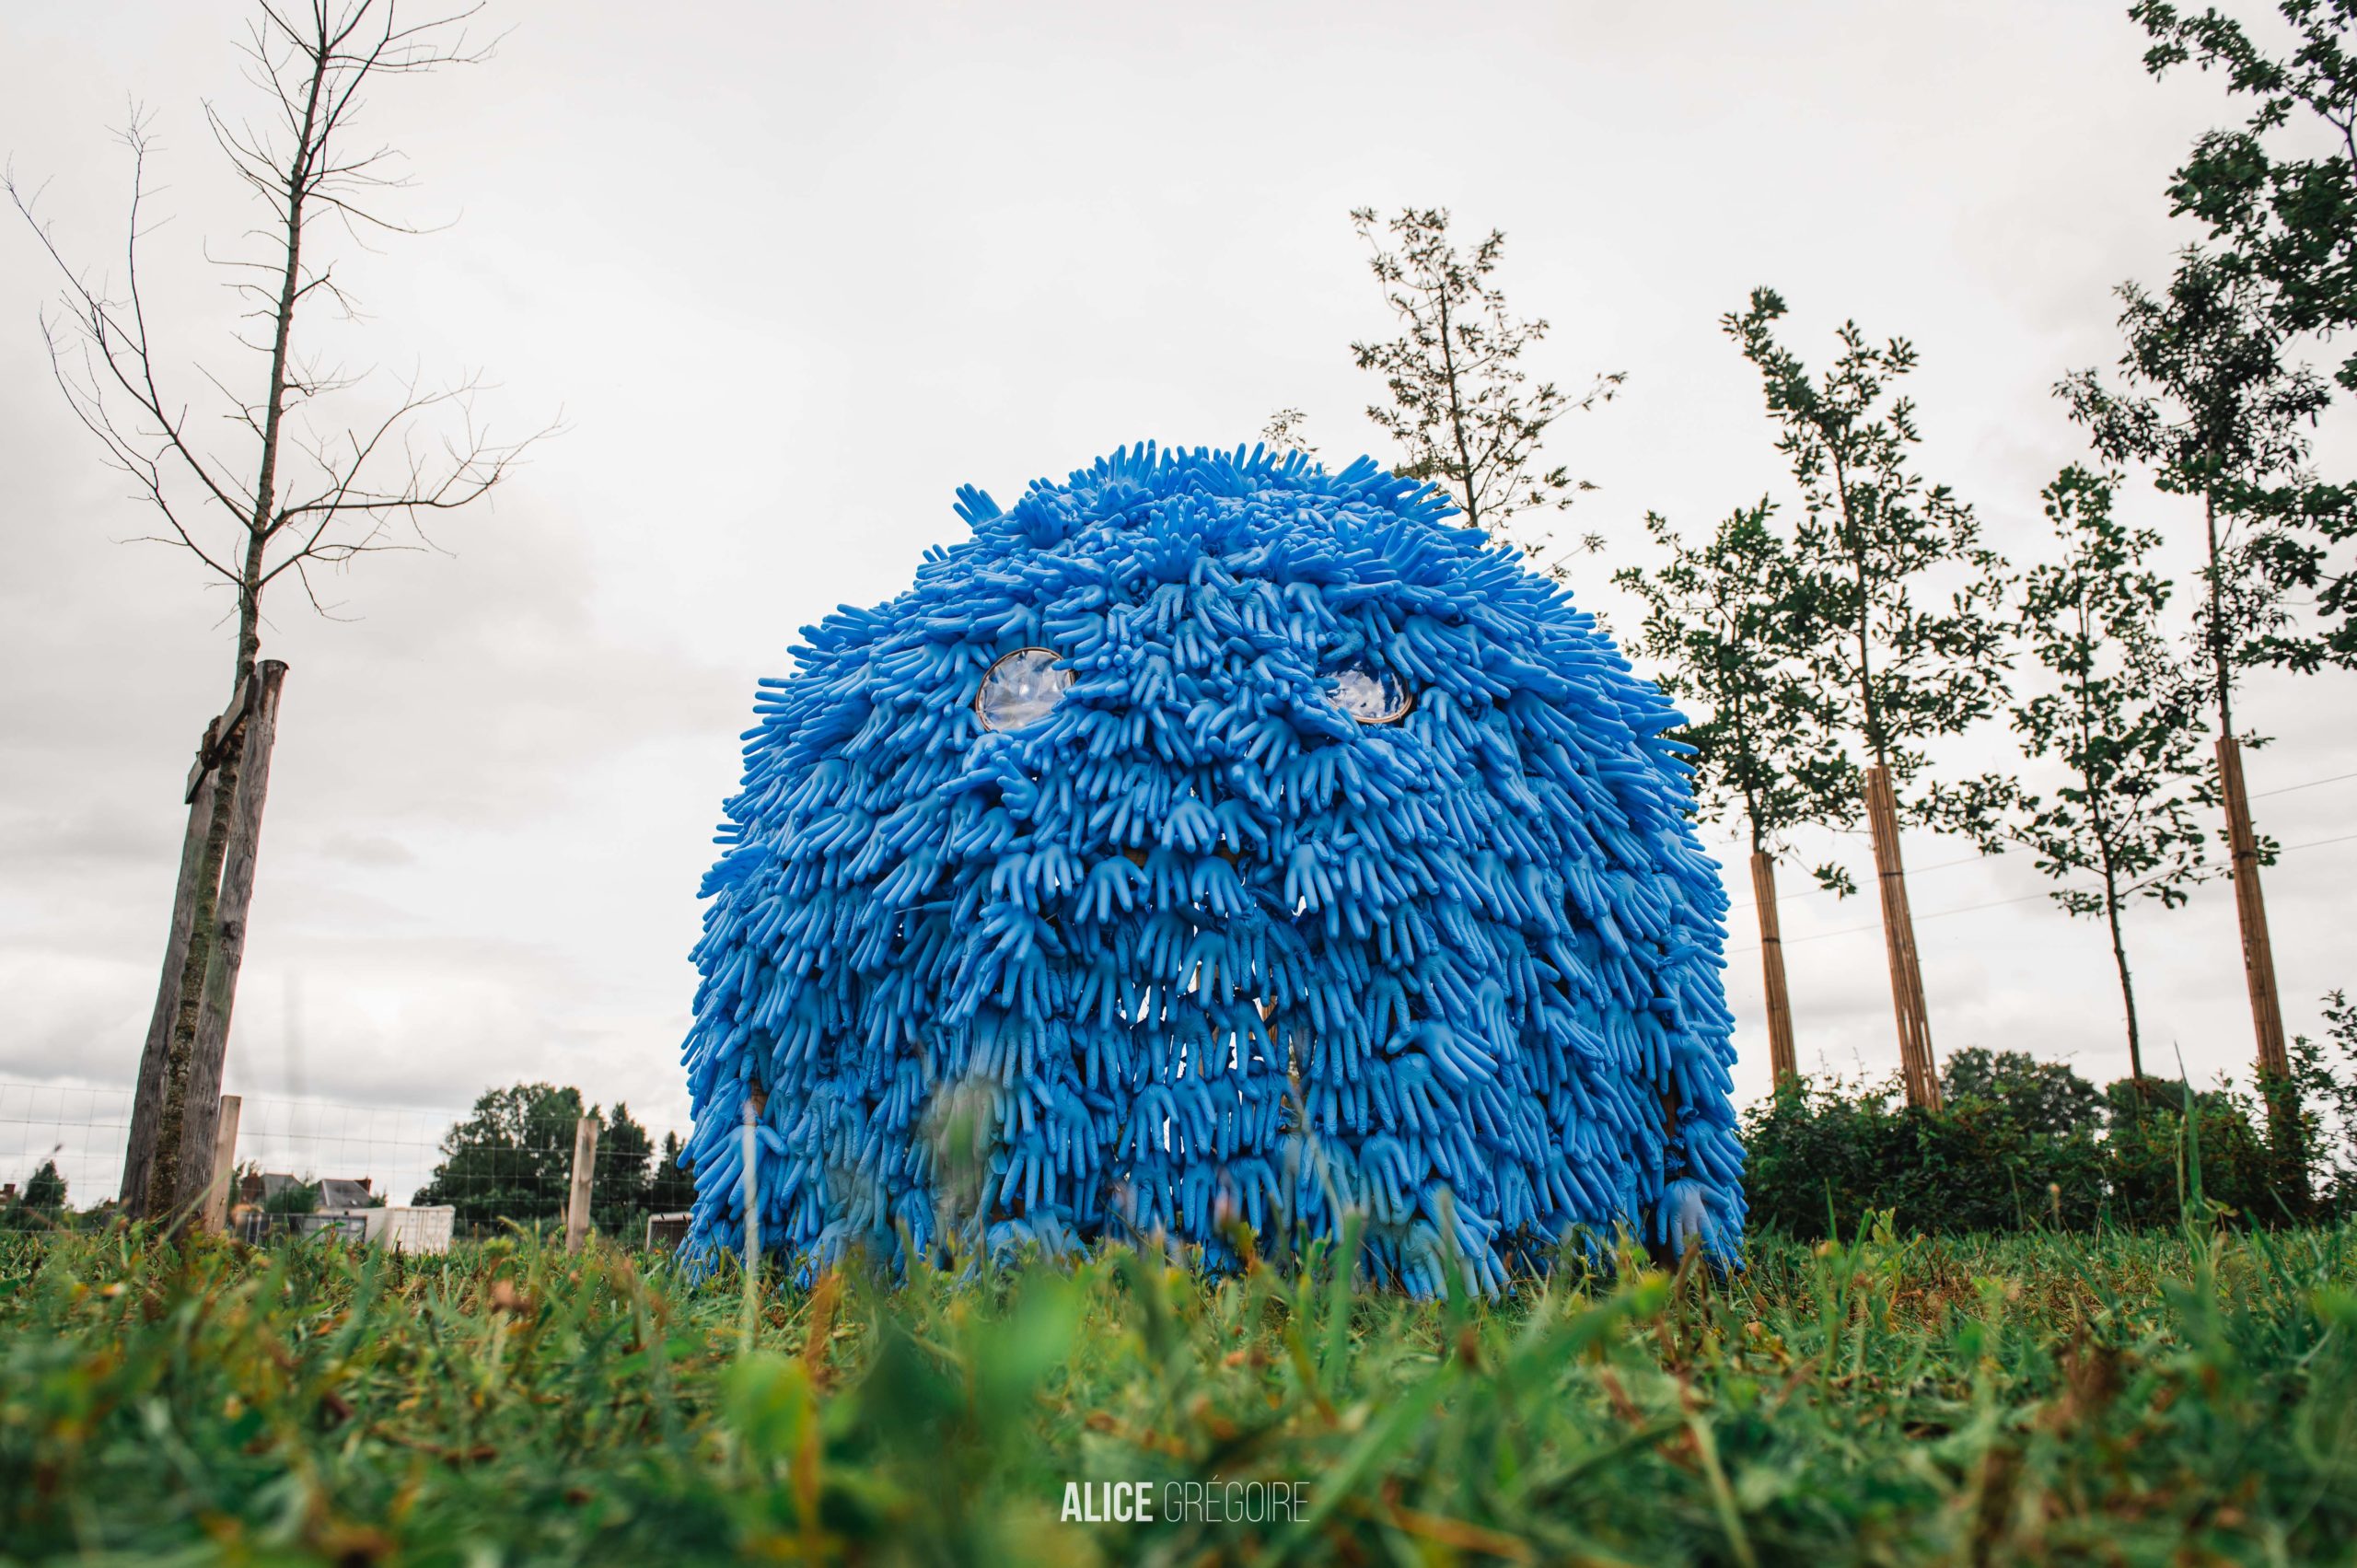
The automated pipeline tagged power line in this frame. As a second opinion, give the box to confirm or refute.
[2251,768,2357,800]
[1724,851,1989,916]
[1723,827,2357,958]
[1718,767,2357,918]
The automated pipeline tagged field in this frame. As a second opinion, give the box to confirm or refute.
[3,1215,2354,1566]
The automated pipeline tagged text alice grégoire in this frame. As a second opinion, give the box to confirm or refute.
[1060,1478,1313,1525]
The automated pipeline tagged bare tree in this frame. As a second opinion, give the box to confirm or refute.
[8,0,550,1221]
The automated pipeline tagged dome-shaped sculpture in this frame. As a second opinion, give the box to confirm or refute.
[679,443,1741,1292]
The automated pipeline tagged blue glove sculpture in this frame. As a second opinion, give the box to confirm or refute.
[679,443,1741,1293]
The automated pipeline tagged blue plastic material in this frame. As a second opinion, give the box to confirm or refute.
[678,443,1742,1293]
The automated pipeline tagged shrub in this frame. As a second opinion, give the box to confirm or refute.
[1740,1051,2287,1238]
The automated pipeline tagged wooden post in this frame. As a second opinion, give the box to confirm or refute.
[2217,737,2304,1192]
[2216,738,2289,1077]
[1750,852,1799,1088]
[565,1113,600,1253]
[1864,766,1941,1109]
[203,1095,242,1233]
[141,674,256,1218]
[121,749,223,1214]
[171,663,290,1212]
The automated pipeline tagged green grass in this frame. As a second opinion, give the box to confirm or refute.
[3,1215,2354,1565]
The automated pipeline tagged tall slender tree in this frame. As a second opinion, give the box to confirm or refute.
[2134,1,2357,675]
[414,1083,585,1232]
[8,1,548,1218]
[2061,248,2327,1143]
[1942,469,2211,1083]
[651,1130,697,1214]
[2136,1,2357,390]
[592,1102,655,1236]
[1616,501,1850,1088]
[1350,206,1622,569]
[1724,289,2013,1109]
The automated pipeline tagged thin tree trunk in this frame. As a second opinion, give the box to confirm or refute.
[2073,604,2142,1088]
[2101,874,2144,1086]
[1749,851,1798,1088]
[1433,285,1480,533]
[1864,765,1940,1109]
[121,754,221,1215]
[169,661,288,1214]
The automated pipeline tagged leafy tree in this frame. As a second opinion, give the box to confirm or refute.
[2136,1,2357,390]
[1942,470,2211,1080]
[1940,1048,2105,1139]
[2134,1,2357,670]
[2061,249,2325,1150]
[1350,206,1622,567]
[2101,1074,2280,1225]
[415,1083,586,1233]
[23,1160,66,1215]
[2062,250,2335,726]
[1724,288,2013,1104]
[2,1160,68,1234]
[2290,989,2357,1215]
[1615,500,1849,1085]
[261,1178,319,1216]
[1725,289,2014,802]
[592,1102,655,1236]
[651,1131,697,1214]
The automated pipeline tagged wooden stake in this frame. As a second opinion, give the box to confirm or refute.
[2215,738,2289,1078]
[1750,852,1798,1088]
[1864,766,1941,1109]
[203,1095,242,1233]
[565,1113,600,1254]
[144,674,260,1218]
[121,754,221,1215]
[171,662,289,1211]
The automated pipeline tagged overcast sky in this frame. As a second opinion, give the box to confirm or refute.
[3,1,2351,1197]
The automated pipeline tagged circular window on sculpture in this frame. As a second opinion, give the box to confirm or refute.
[976,647,1073,731]
[1329,663,1412,725]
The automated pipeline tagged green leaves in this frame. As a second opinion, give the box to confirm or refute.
[2071,28,2354,679]
[1722,287,2014,819]
[1614,500,1846,863]
[2135,0,2357,388]
[2059,250,2334,711]
[1934,469,2211,1074]
[412,1081,589,1232]
[1348,205,1623,564]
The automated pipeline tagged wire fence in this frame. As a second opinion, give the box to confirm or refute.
[0,1082,692,1247]
[1,1082,134,1214]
